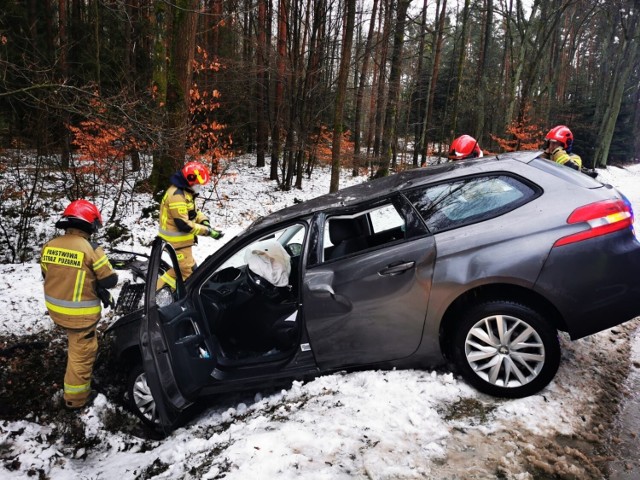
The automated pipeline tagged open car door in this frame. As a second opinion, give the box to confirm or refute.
[139,237,218,431]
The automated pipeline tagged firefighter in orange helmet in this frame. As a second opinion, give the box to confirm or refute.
[40,200,118,409]
[448,135,483,160]
[157,161,224,290]
[542,125,582,170]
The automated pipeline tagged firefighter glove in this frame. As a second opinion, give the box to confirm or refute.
[208,228,224,240]
[97,287,116,309]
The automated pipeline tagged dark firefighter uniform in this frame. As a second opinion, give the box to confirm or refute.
[157,177,210,290]
[40,228,117,408]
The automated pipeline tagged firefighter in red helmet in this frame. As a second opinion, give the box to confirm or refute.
[448,135,483,160]
[40,200,118,409]
[542,125,582,170]
[157,161,224,290]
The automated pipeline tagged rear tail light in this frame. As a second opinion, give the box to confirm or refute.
[553,199,633,247]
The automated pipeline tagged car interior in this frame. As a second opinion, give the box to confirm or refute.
[323,203,407,262]
[198,228,303,363]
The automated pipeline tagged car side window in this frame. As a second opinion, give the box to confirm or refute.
[404,175,538,233]
[323,203,406,262]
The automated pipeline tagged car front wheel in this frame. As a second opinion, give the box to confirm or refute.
[451,300,561,398]
[126,363,161,428]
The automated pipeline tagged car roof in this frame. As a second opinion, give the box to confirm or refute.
[248,150,542,231]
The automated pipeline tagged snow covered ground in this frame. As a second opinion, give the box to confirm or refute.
[1,156,639,479]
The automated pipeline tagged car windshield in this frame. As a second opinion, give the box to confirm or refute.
[214,224,305,273]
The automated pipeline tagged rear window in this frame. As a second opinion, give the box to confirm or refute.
[404,175,539,233]
[529,158,602,188]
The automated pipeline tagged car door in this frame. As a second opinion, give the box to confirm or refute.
[139,237,218,429]
[303,197,435,369]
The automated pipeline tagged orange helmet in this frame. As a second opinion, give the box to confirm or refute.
[182,161,211,187]
[545,125,573,152]
[448,135,483,160]
[59,199,103,233]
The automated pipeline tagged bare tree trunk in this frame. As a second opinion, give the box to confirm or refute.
[378,0,410,176]
[353,0,379,175]
[271,0,288,182]
[330,0,356,193]
[58,0,71,168]
[412,0,429,167]
[150,0,200,194]
[474,0,493,143]
[419,0,447,163]
[373,0,392,163]
[593,6,639,167]
[256,0,268,167]
[450,0,471,139]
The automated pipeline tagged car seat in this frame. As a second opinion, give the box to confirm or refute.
[326,218,369,260]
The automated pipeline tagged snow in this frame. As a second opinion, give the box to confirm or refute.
[1,156,640,479]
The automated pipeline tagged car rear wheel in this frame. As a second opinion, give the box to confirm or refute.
[451,300,561,398]
[126,363,161,428]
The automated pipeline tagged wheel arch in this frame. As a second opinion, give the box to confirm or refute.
[438,283,566,360]
[117,345,142,370]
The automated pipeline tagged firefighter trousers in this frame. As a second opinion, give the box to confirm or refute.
[156,246,195,290]
[63,327,98,408]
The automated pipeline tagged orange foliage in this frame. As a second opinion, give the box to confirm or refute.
[187,46,232,175]
[307,125,354,165]
[491,104,543,152]
[68,98,147,184]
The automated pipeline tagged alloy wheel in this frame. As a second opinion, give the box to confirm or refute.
[464,314,546,388]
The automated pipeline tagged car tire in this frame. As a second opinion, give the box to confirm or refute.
[451,300,561,398]
[126,363,161,428]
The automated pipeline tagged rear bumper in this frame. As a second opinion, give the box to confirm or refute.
[535,229,640,339]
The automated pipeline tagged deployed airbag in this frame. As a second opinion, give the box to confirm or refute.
[244,239,291,287]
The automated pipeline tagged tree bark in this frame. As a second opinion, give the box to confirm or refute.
[353,0,379,175]
[330,0,356,193]
[271,0,288,182]
[378,0,410,176]
[593,5,639,167]
[150,0,200,194]
[419,0,447,164]
[256,0,268,168]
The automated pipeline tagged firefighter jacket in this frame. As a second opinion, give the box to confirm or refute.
[40,228,118,330]
[550,147,582,170]
[158,173,210,249]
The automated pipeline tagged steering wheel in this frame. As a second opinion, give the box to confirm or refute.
[246,266,281,299]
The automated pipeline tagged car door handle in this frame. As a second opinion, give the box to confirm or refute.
[175,334,204,347]
[379,261,415,276]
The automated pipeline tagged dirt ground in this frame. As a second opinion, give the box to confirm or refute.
[1,321,638,479]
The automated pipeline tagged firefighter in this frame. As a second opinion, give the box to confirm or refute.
[40,200,118,410]
[542,125,582,170]
[448,135,483,160]
[157,161,224,290]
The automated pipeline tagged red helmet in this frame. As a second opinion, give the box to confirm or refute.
[448,135,483,160]
[182,161,211,187]
[61,199,103,233]
[545,125,573,151]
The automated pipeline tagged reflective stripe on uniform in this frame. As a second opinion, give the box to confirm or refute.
[93,255,111,270]
[64,381,91,395]
[45,295,101,316]
[158,228,195,243]
[73,270,86,302]
[159,271,177,289]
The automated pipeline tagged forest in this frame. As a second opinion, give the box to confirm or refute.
[0,1,639,227]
